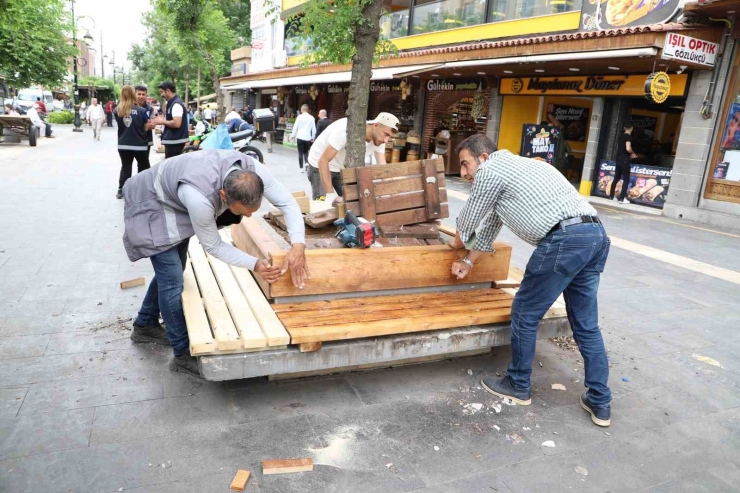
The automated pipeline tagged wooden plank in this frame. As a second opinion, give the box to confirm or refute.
[423,159,442,220]
[266,209,288,232]
[376,237,422,247]
[287,307,513,344]
[426,239,442,245]
[187,241,242,350]
[272,288,509,313]
[262,458,314,475]
[374,204,450,226]
[380,223,439,239]
[341,158,444,184]
[263,242,512,298]
[230,470,251,491]
[278,299,514,328]
[344,173,446,201]
[493,279,521,289]
[299,341,322,352]
[295,195,310,214]
[120,277,145,289]
[229,265,291,346]
[233,217,282,259]
[304,208,338,228]
[230,222,271,297]
[438,224,456,237]
[182,260,217,356]
[206,252,267,349]
[346,188,448,215]
[356,167,376,220]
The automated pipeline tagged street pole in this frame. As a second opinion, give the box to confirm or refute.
[100,31,104,79]
[72,0,82,132]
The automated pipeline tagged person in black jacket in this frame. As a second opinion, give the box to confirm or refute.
[151,82,189,158]
[115,85,152,199]
[315,109,330,139]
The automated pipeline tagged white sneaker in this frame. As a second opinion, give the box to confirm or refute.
[621,199,630,204]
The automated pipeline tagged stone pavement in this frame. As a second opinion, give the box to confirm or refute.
[0,126,738,492]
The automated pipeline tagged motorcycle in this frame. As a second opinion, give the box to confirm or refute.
[183,125,265,164]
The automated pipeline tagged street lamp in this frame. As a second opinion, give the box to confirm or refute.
[70,0,95,133]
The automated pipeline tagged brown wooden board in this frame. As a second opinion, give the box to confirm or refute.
[262,458,313,475]
[344,173,446,201]
[341,158,444,184]
[380,223,439,239]
[304,208,338,228]
[345,188,448,215]
[356,167,376,220]
[423,159,442,220]
[376,237,423,247]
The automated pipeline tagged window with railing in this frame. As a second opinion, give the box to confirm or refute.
[491,0,581,22]
[411,0,486,35]
[380,8,411,39]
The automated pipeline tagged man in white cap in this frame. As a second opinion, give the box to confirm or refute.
[307,112,399,201]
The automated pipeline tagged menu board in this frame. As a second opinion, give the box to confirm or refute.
[592,160,672,208]
[520,124,561,166]
[547,104,589,142]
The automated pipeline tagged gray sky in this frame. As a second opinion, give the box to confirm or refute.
[70,0,153,73]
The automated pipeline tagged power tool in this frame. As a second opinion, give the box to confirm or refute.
[334,210,379,248]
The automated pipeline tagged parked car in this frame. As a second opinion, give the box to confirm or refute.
[16,88,55,114]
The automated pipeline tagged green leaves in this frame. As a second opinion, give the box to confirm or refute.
[0,0,76,87]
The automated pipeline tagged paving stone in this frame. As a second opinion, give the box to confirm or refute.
[19,373,163,415]
[45,326,134,356]
[0,352,103,387]
[0,408,93,460]
[0,388,28,417]
[100,347,172,377]
[420,471,513,493]
[0,287,28,303]
[0,334,50,359]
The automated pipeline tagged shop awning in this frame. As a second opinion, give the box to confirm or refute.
[443,48,658,69]
[223,64,445,90]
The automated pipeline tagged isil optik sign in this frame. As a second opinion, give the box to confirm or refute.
[662,33,719,67]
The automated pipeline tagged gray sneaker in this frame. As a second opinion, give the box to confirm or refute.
[169,353,202,378]
[130,322,170,346]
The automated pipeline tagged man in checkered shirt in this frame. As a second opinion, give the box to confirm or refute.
[449,134,612,427]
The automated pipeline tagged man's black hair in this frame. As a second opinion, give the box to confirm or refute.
[134,85,148,93]
[158,81,176,93]
[223,170,264,207]
[455,134,498,158]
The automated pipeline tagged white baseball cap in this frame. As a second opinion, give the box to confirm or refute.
[368,112,399,132]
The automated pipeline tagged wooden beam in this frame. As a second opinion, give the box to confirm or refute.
[304,208,338,228]
[438,224,456,237]
[356,167,376,220]
[206,252,267,349]
[380,223,439,239]
[262,458,314,475]
[372,204,450,226]
[229,265,291,346]
[230,222,271,297]
[187,240,242,351]
[344,173,446,201]
[120,277,145,289]
[230,470,251,491]
[341,158,444,184]
[182,260,216,356]
[423,159,442,220]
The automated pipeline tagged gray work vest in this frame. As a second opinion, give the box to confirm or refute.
[122,150,255,261]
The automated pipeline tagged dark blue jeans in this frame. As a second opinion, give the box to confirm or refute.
[508,221,612,407]
[135,240,190,356]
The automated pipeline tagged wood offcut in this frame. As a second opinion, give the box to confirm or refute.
[120,277,145,289]
[262,458,314,475]
[230,469,251,491]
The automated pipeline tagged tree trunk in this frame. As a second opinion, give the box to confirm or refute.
[211,69,224,124]
[184,69,190,107]
[345,0,384,169]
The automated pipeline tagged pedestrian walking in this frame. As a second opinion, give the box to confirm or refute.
[115,85,152,199]
[609,121,637,204]
[86,98,105,141]
[135,85,155,151]
[79,101,87,122]
[105,99,114,127]
[449,134,612,427]
[315,109,330,139]
[150,82,188,158]
[204,106,213,127]
[291,104,315,173]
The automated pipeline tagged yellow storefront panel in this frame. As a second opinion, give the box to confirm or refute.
[282,0,307,10]
[498,96,540,153]
[501,74,689,98]
[541,96,594,154]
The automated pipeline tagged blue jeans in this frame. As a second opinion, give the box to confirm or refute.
[508,221,612,407]
[135,240,190,356]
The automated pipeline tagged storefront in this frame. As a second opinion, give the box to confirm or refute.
[499,73,689,208]
[368,78,419,133]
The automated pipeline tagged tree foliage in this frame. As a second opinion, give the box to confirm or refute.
[218,0,252,45]
[0,0,77,88]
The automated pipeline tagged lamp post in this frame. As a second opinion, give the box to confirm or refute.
[70,0,95,133]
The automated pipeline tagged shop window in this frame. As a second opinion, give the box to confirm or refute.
[411,0,487,35]
[507,0,582,21]
[285,16,312,57]
[381,0,411,39]
[706,64,740,201]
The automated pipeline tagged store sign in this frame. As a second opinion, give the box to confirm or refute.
[593,161,672,209]
[252,40,264,50]
[520,124,561,166]
[644,72,671,104]
[327,84,348,94]
[547,103,589,142]
[500,74,687,97]
[580,0,681,32]
[663,33,719,67]
[294,86,309,95]
[426,78,481,92]
[370,81,402,92]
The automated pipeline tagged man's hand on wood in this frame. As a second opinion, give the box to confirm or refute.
[451,260,472,280]
[448,232,465,249]
[255,259,281,283]
[282,244,310,289]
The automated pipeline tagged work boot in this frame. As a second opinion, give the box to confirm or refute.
[130,322,170,346]
[169,353,202,378]
[580,393,611,427]
[116,189,123,199]
[481,374,532,405]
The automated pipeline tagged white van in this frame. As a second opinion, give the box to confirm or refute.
[16,88,55,113]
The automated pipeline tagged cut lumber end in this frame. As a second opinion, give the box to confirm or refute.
[438,224,456,237]
[262,458,313,475]
[299,341,322,353]
[230,469,251,491]
[493,279,522,289]
[120,277,146,289]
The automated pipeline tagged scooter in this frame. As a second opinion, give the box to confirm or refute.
[183,125,265,163]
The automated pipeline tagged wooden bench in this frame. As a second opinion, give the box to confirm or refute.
[0,115,39,146]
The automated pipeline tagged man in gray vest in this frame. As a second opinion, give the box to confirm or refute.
[122,150,309,377]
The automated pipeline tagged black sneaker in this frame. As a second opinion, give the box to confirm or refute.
[130,322,170,346]
[169,353,202,378]
[116,189,123,199]
[481,375,532,405]
[580,393,611,427]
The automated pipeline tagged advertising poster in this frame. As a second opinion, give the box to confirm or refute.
[580,0,681,32]
[520,125,561,166]
[593,160,672,208]
[720,103,740,150]
[547,103,589,142]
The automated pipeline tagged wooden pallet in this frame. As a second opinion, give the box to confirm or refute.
[341,158,448,226]
[183,238,290,356]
